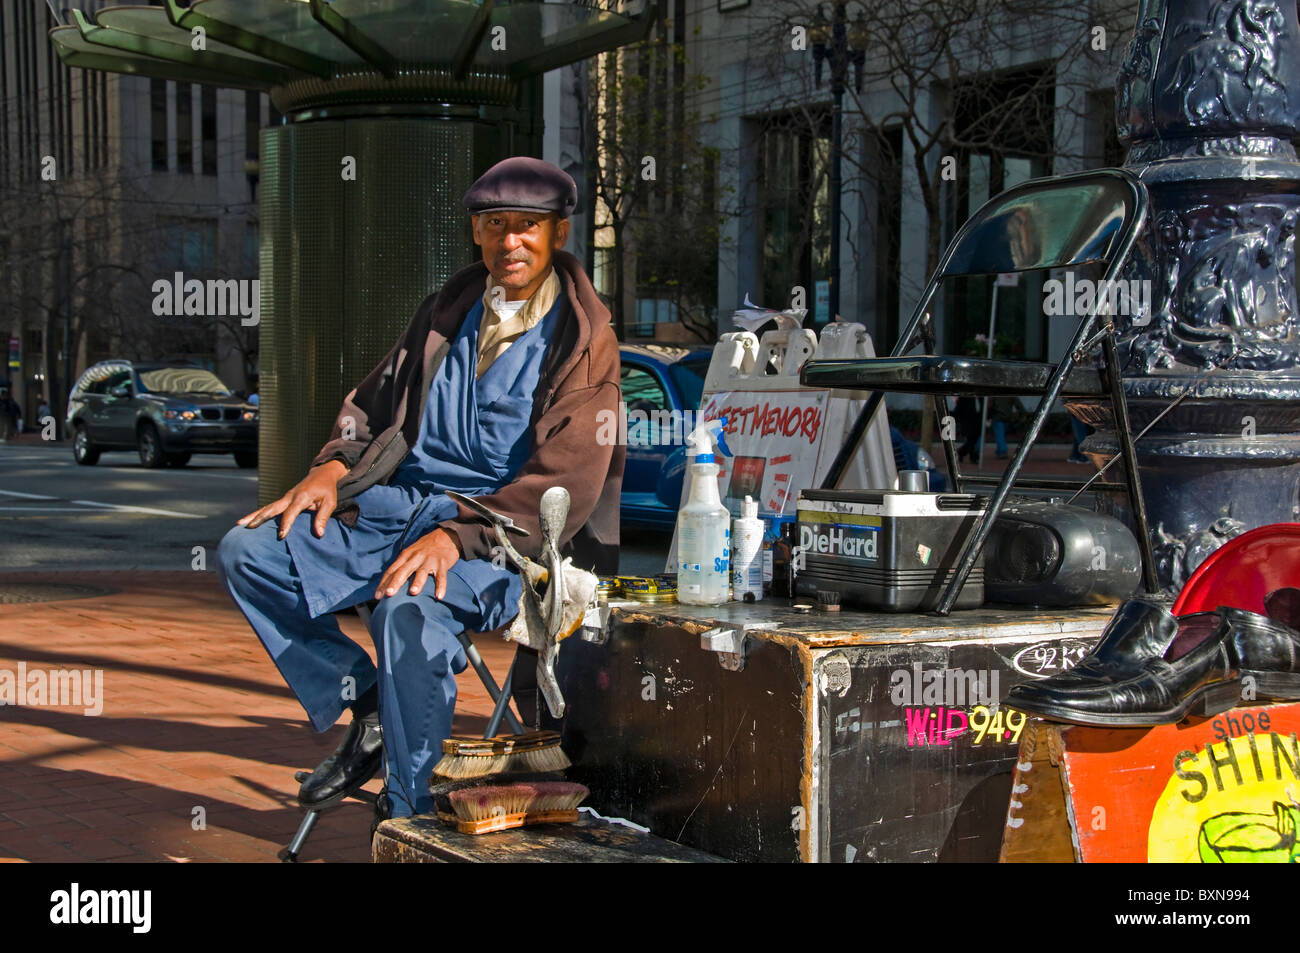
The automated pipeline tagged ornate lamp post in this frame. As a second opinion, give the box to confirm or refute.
[810,2,865,325]
[1075,0,1300,587]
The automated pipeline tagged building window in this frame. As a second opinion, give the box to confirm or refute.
[99,71,108,168]
[201,85,217,175]
[873,127,903,350]
[151,79,168,171]
[756,112,831,319]
[593,246,614,299]
[244,90,260,161]
[155,219,218,275]
[244,222,259,275]
[943,65,1056,360]
[633,298,678,337]
[177,82,193,173]
[82,69,92,174]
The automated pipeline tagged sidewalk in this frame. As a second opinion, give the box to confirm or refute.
[0,571,517,863]
[0,440,1099,863]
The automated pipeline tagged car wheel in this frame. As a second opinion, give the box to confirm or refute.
[234,450,258,469]
[166,452,192,467]
[137,423,166,468]
[72,424,100,465]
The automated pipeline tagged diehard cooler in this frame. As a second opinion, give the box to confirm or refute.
[795,489,987,611]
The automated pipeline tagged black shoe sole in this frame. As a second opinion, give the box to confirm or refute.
[1242,670,1300,702]
[1006,679,1246,728]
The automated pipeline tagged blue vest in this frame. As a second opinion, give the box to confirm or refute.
[285,294,563,619]
[390,295,562,496]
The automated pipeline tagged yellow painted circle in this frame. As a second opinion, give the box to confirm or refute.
[1148,733,1300,863]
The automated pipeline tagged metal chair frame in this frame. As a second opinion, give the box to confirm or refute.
[804,167,1160,614]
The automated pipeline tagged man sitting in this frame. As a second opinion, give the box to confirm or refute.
[217,157,623,824]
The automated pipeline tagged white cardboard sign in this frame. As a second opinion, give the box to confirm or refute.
[700,388,828,518]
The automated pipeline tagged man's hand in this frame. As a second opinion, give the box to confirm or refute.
[376,527,461,601]
[236,459,348,540]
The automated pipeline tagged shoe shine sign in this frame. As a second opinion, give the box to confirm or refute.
[1055,701,1300,862]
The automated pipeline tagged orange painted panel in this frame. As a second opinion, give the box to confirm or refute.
[1058,703,1300,863]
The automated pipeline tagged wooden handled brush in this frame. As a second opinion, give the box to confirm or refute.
[439,781,589,835]
[433,730,571,779]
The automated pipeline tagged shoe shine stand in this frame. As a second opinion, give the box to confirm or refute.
[278,603,528,863]
[1003,525,1300,862]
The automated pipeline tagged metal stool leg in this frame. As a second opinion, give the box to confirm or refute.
[279,808,321,863]
[483,654,519,738]
[454,629,525,736]
[279,603,382,863]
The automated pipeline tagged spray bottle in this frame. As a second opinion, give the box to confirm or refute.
[677,419,732,605]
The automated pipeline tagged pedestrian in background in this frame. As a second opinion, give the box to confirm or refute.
[1068,416,1093,464]
[0,390,19,440]
[956,395,982,462]
[989,396,1017,460]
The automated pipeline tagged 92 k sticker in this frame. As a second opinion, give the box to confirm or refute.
[1011,640,1092,679]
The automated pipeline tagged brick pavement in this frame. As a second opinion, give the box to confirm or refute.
[0,571,518,863]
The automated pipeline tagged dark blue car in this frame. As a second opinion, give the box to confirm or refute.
[619,345,711,530]
[618,345,944,530]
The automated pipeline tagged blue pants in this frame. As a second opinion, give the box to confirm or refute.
[215,516,522,817]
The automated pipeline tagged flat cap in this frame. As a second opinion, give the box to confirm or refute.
[462,156,578,218]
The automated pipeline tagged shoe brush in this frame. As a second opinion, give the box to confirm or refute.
[433,730,572,780]
[440,781,589,834]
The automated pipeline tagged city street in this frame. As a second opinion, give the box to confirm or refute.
[0,438,255,573]
[0,437,671,575]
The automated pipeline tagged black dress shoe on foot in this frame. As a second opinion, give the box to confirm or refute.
[298,713,383,810]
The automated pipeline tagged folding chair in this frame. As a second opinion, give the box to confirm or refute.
[278,603,534,862]
[802,167,1160,615]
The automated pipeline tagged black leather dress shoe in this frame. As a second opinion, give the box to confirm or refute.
[1031,598,1186,686]
[1222,601,1300,701]
[1006,616,1233,727]
[1007,601,1300,727]
[298,713,383,809]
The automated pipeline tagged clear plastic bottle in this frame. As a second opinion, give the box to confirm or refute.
[677,421,731,605]
[731,495,764,602]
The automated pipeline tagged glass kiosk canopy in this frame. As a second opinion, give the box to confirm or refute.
[50,1,654,95]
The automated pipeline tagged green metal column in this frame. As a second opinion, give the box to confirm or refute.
[258,89,544,501]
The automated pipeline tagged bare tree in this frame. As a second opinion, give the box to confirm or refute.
[738,0,1134,343]
[2,161,259,432]
[587,8,734,342]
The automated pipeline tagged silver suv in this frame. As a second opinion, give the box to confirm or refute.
[67,361,258,468]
